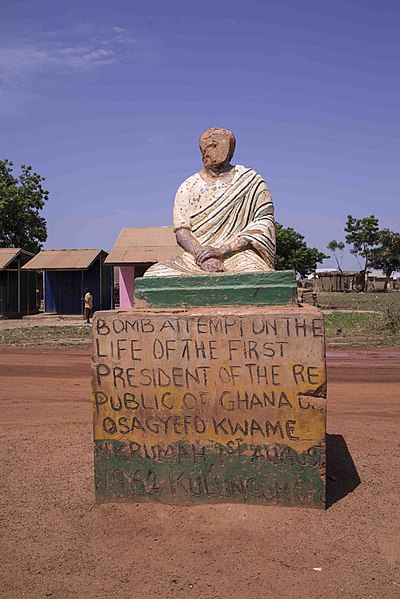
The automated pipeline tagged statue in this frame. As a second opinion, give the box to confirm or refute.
[144,127,276,277]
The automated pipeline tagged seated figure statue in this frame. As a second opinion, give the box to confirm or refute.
[144,127,276,277]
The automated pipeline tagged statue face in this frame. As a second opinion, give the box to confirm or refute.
[200,131,232,169]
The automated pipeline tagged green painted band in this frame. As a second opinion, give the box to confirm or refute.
[135,270,297,308]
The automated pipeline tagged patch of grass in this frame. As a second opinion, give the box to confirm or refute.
[0,325,91,347]
[1,305,399,350]
[319,292,400,347]
[324,311,400,348]
[318,291,400,312]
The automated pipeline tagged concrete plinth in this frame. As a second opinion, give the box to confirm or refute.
[134,270,297,307]
[92,305,326,508]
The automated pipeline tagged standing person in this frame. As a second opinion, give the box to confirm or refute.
[82,288,93,324]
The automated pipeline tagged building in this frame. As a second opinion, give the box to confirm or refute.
[22,249,113,314]
[311,269,363,292]
[0,248,37,317]
[105,227,182,307]
[310,268,398,292]
[367,270,395,292]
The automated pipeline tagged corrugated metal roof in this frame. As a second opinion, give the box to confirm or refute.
[0,248,22,270]
[0,248,34,270]
[105,227,182,265]
[22,249,105,271]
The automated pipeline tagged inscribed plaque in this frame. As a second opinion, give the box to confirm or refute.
[92,306,326,508]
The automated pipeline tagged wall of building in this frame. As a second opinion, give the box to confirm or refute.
[45,259,113,314]
[0,259,37,316]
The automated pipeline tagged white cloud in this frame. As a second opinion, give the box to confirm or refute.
[57,46,116,68]
[0,22,157,74]
[0,44,116,74]
[0,23,158,114]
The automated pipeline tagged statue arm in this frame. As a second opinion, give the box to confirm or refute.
[175,227,202,256]
[176,228,250,262]
[226,236,251,254]
[195,236,251,264]
[173,183,210,263]
[175,228,226,272]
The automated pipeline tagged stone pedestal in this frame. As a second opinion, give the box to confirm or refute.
[92,305,326,508]
[135,270,297,307]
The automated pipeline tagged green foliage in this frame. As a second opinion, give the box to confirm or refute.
[370,229,400,286]
[327,239,345,271]
[327,240,345,252]
[275,222,329,277]
[0,159,48,253]
[344,214,380,272]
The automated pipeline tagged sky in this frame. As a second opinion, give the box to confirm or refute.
[1,0,399,270]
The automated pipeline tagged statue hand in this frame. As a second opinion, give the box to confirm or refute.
[195,246,225,264]
[200,258,225,273]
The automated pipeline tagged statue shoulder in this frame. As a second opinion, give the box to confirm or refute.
[237,165,272,198]
[236,164,265,180]
[175,172,200,198]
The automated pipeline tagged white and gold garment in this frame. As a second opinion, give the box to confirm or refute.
[145,165,276,276]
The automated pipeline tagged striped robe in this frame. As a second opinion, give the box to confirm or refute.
[145,165,275,276]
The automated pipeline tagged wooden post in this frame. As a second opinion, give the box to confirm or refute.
[17,257,21,314]
[99,257,103,309]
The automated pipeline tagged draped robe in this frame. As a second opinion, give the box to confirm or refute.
[144,165,276,277]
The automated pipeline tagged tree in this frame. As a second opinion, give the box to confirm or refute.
[275,222,329,277]
[327,240,345,273]
[370,229,400,291]
[344,214,380,290]
[0,159,48,253]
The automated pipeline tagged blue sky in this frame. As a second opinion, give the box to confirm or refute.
[1,0,399,269]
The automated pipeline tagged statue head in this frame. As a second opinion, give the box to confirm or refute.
[199,128,236,170]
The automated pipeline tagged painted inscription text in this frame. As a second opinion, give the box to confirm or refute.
[92,308,326,507]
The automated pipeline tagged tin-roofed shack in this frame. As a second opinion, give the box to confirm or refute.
[367,270,396,292]
[311,269,398,293]
[105,227,182,307]
[0,248,37,317]
[312,270,364,292]
[22,249,113,314]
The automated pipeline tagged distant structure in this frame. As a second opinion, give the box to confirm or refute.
[22,249,113,314]
[309,269,397,292]
[0,248,37,317]
[311,270,361,292]
[105,227,182,308]
[367,270,396,292]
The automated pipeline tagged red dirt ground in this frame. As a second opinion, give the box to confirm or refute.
[0,346,399,599]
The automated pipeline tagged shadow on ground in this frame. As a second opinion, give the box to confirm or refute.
[326,433,361,508]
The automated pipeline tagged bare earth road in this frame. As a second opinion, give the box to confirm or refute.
[0,346,399,599]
